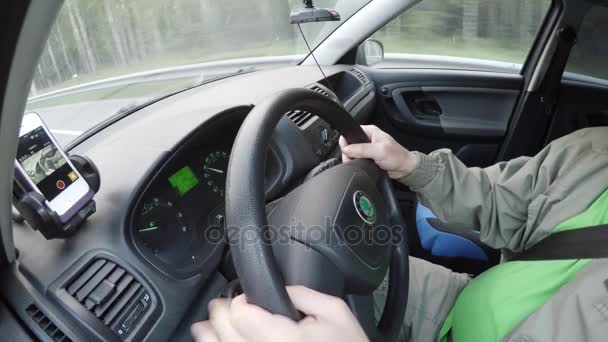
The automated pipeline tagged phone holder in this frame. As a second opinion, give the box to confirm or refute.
[12,154,100,240]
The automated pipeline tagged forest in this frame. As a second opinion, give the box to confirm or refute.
[373,0,551,65]
[32,0,310,94]
[32,0,559,96]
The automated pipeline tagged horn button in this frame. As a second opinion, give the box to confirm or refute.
[267,160,392,293]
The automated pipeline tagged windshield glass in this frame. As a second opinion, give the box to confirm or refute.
[28,0,371,146]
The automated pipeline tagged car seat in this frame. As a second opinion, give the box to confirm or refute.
[414,203,500,274]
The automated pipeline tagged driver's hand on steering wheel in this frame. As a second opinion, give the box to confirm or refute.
[339,125,418,179]
[191,286,369,342]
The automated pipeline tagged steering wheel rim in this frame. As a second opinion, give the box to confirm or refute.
[226,88,409,340]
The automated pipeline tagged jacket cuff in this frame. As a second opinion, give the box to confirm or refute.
[397,151,440,190]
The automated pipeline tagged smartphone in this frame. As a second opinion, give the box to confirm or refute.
[15,112,94,223]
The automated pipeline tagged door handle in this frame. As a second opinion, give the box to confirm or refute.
[413,97,442,116]
[387,88,444,135]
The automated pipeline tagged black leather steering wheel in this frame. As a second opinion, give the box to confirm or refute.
[225,88,409,341]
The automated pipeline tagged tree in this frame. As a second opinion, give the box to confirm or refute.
[262,0,296,42]
[462,0,479,40]
[54,23,75,78]
[66,0,96,73]
[103,0,128,66]
[46,39,62,82]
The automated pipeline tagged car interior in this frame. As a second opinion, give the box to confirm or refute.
[0,0,607,341]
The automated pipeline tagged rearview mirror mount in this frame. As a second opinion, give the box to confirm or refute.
[290,0,341,24]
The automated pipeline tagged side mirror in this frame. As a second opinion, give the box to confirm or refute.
[363,39,384,66]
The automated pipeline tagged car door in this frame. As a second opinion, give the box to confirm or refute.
[365,0,554,168]
[357,0,556,272]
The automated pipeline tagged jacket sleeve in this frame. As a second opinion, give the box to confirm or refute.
[398,146,555,250]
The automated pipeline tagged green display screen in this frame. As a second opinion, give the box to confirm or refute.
[168,166,199,196]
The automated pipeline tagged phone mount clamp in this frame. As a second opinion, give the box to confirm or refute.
[12,154,101,240]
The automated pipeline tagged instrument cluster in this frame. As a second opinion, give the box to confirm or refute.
[132,142,232,278]
[129,114,278,279]
[129,107,321,279]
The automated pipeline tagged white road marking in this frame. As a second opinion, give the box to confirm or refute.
[50,129,83,136]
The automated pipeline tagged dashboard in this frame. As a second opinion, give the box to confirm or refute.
[7,65,376,342]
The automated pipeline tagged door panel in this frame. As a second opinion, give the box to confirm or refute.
[364,67,524,275]
[390,86,518,138]
[368,68,523,168]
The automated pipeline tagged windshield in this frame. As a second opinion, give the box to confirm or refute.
[28,0,371,146]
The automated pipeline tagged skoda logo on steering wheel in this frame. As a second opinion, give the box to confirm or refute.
[353,190,376,224]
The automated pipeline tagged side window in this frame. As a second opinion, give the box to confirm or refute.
[564,6,608,81]
[370,0,551,70]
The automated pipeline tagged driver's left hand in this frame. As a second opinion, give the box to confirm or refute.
[191,285,369,342]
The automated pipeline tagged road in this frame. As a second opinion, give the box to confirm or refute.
[25,56,300,146]
[28,97,142,147]
[26,74,203,146]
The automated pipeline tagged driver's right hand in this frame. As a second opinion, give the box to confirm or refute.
[191,286,369,342]
[339,125,418,180]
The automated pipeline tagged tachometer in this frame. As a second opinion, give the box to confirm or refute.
[136,197,191,257]
[202,151,229,197]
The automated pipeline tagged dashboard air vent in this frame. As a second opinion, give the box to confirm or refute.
[350,67,369,84]
[26,304,72,342]
[285,110,316,129]
[310,85,330,98]
[66,258,151,338]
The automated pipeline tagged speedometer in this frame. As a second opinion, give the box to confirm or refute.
[135,197,191,258]
[202,151,229,197]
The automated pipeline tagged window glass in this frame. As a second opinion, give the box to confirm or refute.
[27,0,371,145]
[370,0,551,68]
[565,6,608,81]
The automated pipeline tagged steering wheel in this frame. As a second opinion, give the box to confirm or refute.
[225,88,409,341]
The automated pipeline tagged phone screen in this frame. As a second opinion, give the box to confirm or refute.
[16,126,79,201]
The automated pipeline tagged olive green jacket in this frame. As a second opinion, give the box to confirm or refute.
[399,127,608,341]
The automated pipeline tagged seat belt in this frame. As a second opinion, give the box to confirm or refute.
[511,225,608,261]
